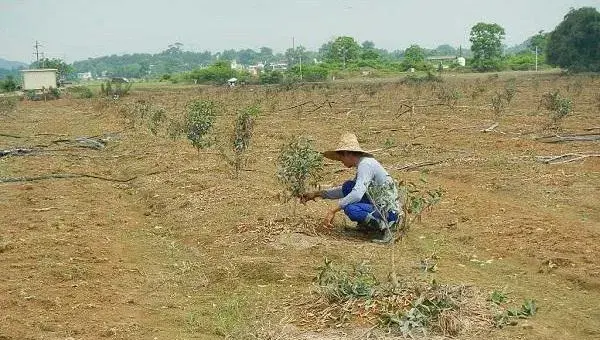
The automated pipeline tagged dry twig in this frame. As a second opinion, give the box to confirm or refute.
[0,133,23,138]
[0,148,36,158]
[395,160,445,171]
[481,122,499,133]
[0,170,165,184]
[536,153,600,164]
[536,133,600,143]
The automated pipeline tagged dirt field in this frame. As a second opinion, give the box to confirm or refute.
[1,72,599,340]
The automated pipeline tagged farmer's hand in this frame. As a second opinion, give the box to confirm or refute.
[299,191,319,204]
[323,210,336,228]
[323,206,341,228]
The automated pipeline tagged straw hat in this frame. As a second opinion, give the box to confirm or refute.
[323,132,373,161]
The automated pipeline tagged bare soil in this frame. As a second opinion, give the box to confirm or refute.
[1,72,599,340]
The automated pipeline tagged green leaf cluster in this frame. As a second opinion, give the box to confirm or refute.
[540,91,573,124]
[0,75,18,92]
[317,259,378,302]
[494,299,538,328]
[185,100,217,151]
[231,105,260,173]
[276,137,323,198]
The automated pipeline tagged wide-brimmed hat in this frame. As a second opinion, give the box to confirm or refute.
[323,132,373,161]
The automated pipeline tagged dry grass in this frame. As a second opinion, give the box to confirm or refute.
[0,96,18,116]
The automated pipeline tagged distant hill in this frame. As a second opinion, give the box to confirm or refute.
[0,58,28,70]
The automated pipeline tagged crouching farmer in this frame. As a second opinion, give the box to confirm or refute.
[300,132,402,243]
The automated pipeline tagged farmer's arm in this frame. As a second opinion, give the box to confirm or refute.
[337,161,374,208]
[321,186,343,199]
[300,186,343,203]
[324,162,374,228]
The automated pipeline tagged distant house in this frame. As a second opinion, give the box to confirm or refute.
[270,62,288,71]
[230,60,244,70]
[21,69,57,90]
[425,55,464,68]
[248,63,265,76]
[111,77,129,83]
[77,72,93,81]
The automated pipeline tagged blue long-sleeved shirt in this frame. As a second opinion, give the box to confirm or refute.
[321,157,394,208]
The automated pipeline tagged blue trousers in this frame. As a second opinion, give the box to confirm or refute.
[341,180,398,224]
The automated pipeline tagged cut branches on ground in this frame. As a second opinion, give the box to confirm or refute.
[0,170,165,184]
[535,133,600,143]
[299,259,536,337]
[481,122,499,133]
[0,148,36,158]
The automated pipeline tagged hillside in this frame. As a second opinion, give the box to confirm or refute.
[0,58,28,70]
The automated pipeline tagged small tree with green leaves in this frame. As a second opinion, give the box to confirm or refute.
[277,137,323,201]
[490,80,517,120]
[491,92,507,119]
[398,174,443,237]
[540,91,573,128]
[148,107,166,135]
[68,86,94,99]
[100,80,132,98]
[504,79,517,104]
[185,100,217,152]
[231,105,261,175]
[435,84,461,107]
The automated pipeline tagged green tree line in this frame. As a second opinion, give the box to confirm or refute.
[1,6,598,86]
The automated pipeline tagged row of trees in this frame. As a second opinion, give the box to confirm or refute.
[66,42,466,80]
[81,4,599,82]
[1,7,597,85]
[186,6,598,85]
[85,6,600,80]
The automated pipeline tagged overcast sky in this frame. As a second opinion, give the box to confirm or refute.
[0,0,598,63]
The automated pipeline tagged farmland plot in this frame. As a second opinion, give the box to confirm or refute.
[1,72,599,339]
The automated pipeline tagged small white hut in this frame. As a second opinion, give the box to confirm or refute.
[227,77,238,87]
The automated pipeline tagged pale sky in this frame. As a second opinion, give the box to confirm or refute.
[0,0,598,63]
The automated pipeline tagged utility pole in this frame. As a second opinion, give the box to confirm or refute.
[33,40,43,67]
[291,37,295,67]
[535,46,538,71]
[299,53,302,81]
[292,37,303,80]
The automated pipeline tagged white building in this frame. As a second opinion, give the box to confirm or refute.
[248,63,265,76]
[270,62,288,71]
[21,69,57,90]
[77,72,93,81]
[230,60,244,70]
